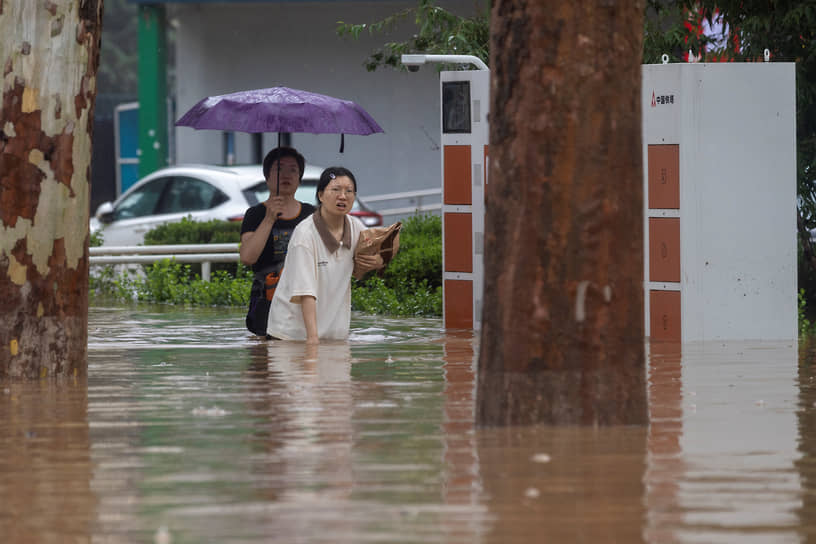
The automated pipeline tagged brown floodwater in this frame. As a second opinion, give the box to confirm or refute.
[1,305,815,543]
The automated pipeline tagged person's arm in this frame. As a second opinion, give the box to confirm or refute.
[301,295,319,345]
[239,197,285,265]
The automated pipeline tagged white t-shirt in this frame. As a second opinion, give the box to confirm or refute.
[266,214,365,340]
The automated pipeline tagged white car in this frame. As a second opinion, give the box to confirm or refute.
[244,178,383,228]
[91,163,382,246]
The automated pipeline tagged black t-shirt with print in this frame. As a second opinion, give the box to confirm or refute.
[240,201,316,273]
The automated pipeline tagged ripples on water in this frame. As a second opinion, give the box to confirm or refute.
[1,305,816,542]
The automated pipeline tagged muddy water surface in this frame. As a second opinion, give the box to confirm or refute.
[1,305,815,543]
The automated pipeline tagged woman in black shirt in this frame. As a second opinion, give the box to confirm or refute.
[240,147,316,335]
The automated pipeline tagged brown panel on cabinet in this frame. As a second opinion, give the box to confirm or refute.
[648,145,680,209]
[445,279,473,329]
[650,290,681,342]
[444,145,472,205]
[649,218,681,282]
[444,213,473,273]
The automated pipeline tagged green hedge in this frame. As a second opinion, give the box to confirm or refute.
[144,217,243,245]
[352,214,442,316]
[90,214,443,317]
[91,259,253,306]
[380,214,442,290]
[145,217,243,277]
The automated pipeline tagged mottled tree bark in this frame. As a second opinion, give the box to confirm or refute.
[0,1,103,378]
[477,0,648,425]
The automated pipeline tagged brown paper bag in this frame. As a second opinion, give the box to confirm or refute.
[354,221,402,275]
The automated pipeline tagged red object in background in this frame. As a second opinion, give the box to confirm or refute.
[683,7,742,63]
[351,209,383,227]
[265,270,281,301]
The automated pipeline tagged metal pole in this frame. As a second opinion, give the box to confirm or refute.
[137,4,168,177]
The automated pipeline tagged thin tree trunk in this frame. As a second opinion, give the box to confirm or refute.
[0,1,103,378]
[477,0,648,426]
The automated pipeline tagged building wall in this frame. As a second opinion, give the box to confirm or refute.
[171,1,476,199]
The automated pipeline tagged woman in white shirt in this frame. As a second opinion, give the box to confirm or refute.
[266,167,383,344]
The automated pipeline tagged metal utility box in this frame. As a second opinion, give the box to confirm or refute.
[440,70,490,330]
[642,62,797,342]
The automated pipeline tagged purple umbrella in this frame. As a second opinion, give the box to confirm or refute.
[176,87,384,193]
[176,86,384,136]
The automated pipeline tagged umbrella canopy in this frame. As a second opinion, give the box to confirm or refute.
[175,87,384,136]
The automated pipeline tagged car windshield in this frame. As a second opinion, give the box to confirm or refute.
[114,178,168,220]
[117,176,229,220]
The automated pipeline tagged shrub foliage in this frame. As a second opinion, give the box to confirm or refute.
[144,217,243,277]
[352,214,442,316]
[91,214,443,317]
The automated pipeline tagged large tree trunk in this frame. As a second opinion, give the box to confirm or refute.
[0,1,103,378]
[477,0,648,425]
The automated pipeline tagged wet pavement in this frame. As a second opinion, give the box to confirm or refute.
[1,304,815,543]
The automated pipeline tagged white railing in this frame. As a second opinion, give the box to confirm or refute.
[88,189,445,279]
[90,243,240,281]
[363,188,441,218]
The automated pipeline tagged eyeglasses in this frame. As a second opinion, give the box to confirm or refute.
[328,187,356,196]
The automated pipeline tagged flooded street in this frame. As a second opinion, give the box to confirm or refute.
[2,305,816,542]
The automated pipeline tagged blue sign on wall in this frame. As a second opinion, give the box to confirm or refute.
[114,102,140,196]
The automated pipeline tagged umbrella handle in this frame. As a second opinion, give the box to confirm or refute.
[276,132,281,195]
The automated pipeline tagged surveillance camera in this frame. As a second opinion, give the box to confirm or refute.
[401,54,426,72]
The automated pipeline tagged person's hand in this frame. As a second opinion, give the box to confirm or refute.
[263,195,286,221]
[354,253,384,273]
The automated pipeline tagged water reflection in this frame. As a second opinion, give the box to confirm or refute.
[798,342,816,544]
[442,332,487,541]
[0,306,814,542]
[646,341,804,543]
[0,378,95,542]
[645,342,685,543]
[477,425,648,543]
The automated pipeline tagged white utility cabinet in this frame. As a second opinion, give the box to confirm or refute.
[439,69,489,330]
[642,62,797,342]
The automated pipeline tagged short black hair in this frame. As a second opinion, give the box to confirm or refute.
[262,147,305,180]
[317,166,357,202]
